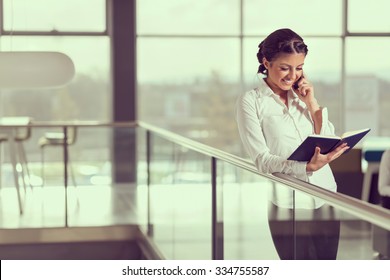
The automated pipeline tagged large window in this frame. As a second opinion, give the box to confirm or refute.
[0,36,110,121]
[348,0,390,33]
[137,0,239,35]
[0,0,110,122]
[3,0,106,32]
[0,0,111,187]
[137,0,243,152]
[139,0,389,157]
[345,38,390,136]
[243,0,342,36]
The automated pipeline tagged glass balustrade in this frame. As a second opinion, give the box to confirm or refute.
[0,122,389,260]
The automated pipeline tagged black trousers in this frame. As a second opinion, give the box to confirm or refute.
[382,196,390,209]
[268,203,340,260]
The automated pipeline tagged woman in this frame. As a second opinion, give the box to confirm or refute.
[236,28,348,259]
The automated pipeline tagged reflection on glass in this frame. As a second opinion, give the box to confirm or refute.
[348,0,390,33]
[268,202,341,259]
[221,162,279,259]
[136,127,149,233]
[3,0,106,32]
[148,135,212,259]
[244,0,341,36]
[137,0,239,35]
[372,224,390,260]
[36,126,111,187]
[0,125,142,228]
[222,164,387,260]
[221,160,372,260]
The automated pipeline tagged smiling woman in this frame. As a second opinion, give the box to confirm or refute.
[235,28,346,260]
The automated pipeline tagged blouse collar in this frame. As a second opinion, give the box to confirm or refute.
[257,78,303,108]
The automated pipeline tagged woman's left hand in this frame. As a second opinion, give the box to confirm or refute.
[294,75,322,134]
[306,143,350,172]
[293,77,318,108]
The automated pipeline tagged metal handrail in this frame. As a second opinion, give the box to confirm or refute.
[138,121,390,231]
[272,173,390,231]
[0,120,138,128]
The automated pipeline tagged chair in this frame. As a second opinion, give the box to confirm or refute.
[38,126,77,187]
[0,117,33,190]
[329,148,363,199]
[361,150,384,202]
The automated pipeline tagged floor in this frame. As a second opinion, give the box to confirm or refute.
[0,183,144,228]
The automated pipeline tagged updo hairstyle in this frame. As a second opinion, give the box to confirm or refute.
[257,28,308,75]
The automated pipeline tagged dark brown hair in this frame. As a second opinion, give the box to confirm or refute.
[257,28,308,75]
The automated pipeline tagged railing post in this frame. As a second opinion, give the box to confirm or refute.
[212,156,223,259]
[146,130,153,236]
[63,126,68,227]
[8,128,23,214]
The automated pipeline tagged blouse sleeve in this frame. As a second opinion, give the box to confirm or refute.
[319,107,336,136]
[235,92,308,178]
[305,107,336,136]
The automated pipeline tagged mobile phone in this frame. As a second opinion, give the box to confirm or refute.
[293,75,304,90]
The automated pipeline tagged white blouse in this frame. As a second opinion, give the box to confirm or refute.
[236,79,337,209]
[379,150,390,197]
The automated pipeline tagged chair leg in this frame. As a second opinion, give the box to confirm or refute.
[17,142,32,188]
[0,143,2,190]
[18,142,33,189]
[8,137,23,214]
[362,163,380,202]
[41,147,45,187]
[16,143,27,192]
[68,151,77,187]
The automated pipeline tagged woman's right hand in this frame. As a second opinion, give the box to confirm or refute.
[306,143,350,172]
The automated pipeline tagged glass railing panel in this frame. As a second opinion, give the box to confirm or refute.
[292,187,390,260]
[219,160,290,260]
[216,159,390,260]
[1,126,47,188]
[135,126,149,234]
[274,200,341,260]
[148,133,212,259]
[2,121,388,261]
[61,126,111,187]
[372,224,390,260]
[0,125,67,228]
[66,126,138,226]
[0,124,141,229]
